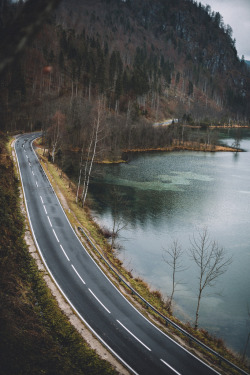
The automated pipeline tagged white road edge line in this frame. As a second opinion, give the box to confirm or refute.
[71,265,85,284]
[53,228,59,243]
[60,244,70,261]
[47,216,52,227]
[30,135,222,375]
[160,359,182,375]
[43,205,47,215]
[14,135,141,375]
[88,288,111,314]
[117,320,151,352]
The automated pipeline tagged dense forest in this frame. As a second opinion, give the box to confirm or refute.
[0,0,250,164]
[1,2,250,372]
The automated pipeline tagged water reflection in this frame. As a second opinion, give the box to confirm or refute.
[89,130,250,356]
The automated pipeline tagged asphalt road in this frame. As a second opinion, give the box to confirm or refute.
[15,132,221,375]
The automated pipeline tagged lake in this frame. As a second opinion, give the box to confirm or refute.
[89,129,250,357]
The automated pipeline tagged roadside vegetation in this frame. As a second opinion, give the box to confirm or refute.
[0,132,118,375]
[1,1,249,373]
[35,140,250,375]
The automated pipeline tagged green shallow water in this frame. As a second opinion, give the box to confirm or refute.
[89,130,250,356]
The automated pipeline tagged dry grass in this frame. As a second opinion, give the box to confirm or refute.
[123,141,239,154]
[35,145,249,375]
[0,135,118,375]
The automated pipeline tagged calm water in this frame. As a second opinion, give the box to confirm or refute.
[89,129,250,356]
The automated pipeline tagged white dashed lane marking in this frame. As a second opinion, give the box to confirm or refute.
[117,320,151,351]
[47,216,52,227]
[60,244,70,261]
[160,359,182,375]
[71,265,86,284]
[89,288,111,314]
[53,228,59,243]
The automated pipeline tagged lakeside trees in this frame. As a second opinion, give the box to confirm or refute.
[80,97,105,208]
[162,239,186,312]
[189,227,232,329]
[163,228,232,329]
[109,187,129,253]
[1,0,250,139]
[1,0,248,372]
[242,306,250,363]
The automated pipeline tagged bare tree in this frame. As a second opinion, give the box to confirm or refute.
[232,128,242,153]
[110,187,128,252]
[76,142,85,204]
[242,305,250,363]
[162,239,186,311]
[48,110,65,163]
[81,97,105,208]
[189,227,232,329]
[80,129,95,206]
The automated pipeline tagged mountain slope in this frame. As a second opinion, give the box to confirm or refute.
[1,0,250,150]
[54,0,250,120]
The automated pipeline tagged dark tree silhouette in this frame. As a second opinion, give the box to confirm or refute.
[0,0,62,77]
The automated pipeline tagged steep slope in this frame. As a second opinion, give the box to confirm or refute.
[1,0,250,157]
[55,0,250,120]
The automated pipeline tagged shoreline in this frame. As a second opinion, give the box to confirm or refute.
[96,142,242,164]
[32,144,250,373]
[123,142,240,154]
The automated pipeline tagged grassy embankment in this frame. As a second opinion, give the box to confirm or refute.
[123,141,241,155]
[0,133,118,375]
[35,140,249,375]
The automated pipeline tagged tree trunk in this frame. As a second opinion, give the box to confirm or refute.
[81,98,102,208]
[76,144,84,203]
[242,332,250,363]
[81,125,98,208]
[80,131,94,205]
[195,289,202,329]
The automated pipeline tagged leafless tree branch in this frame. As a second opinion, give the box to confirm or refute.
[189,227,232,329]
[162,239,187,311]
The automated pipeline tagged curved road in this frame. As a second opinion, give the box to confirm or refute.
[15,132,220,375]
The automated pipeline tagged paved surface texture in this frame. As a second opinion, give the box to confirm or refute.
[15,133,220,375]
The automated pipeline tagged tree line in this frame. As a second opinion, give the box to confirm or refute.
[1,0,250,138]
[163,227,232,330]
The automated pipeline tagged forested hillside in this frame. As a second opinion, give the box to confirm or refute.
[0,0,250,163]
[56,0,250,119]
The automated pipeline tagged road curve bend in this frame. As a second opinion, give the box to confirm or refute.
[15,132,221,375]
